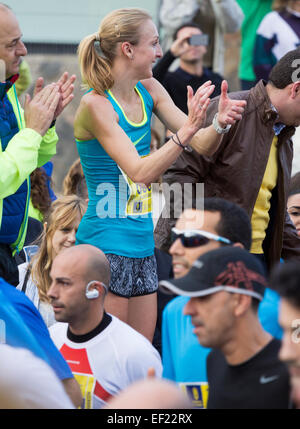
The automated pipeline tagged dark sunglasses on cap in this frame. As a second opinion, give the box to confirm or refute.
[171,228,233,248]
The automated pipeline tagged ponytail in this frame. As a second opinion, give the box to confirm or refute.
[77,33,114,96]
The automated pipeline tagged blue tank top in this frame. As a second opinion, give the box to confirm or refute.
[76,81,155,258]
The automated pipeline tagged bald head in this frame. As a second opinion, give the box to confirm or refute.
[0,4,27,78]
[49,245,111,327]
[0,4,15,26]
[57,244,111,286]
[105,378,191,409]
[0,3,11,12]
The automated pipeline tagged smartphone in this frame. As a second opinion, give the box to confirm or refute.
[188,34,209,46]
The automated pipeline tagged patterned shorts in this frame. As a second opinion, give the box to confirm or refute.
[105,254,158,298]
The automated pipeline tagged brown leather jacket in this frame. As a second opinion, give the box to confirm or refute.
[154,80,300,269]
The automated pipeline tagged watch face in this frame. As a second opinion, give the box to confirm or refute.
[213,113,231,134]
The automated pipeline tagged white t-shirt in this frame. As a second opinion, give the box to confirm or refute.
[0,344,74,409]
[17,262,56,327]
[49,314,163,409]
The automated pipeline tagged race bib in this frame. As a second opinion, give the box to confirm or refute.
[119,156,152,216]
[126,176,152,216]
[178,382,209,409]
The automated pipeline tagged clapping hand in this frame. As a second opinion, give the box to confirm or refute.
[53,72,76,119]
[33,72,76,119]
[186,81,215,133]
[217,80,246,128]
[24,83,61,136]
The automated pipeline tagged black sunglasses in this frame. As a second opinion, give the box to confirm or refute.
[171,228,233,248]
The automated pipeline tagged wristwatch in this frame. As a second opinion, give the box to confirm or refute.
[213,113,231,134]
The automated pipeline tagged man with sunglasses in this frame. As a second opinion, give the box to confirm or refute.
[170,198,251,279]
[159,197,282,408]
[160,247,291,409]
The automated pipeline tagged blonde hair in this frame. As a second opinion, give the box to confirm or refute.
[78,8,152,95]
[29,195,87,303]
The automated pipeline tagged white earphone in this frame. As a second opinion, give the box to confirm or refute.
[85,281,108,300]
[85,281,100,300]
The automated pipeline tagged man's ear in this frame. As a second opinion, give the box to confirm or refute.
[291,81,300,99]
[233,293,252,317]
[233,242,244,249]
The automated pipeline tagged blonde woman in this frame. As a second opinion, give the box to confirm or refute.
[17,195,87,327]
[74,8,246,342]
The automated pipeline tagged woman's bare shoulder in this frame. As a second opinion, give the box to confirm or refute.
[140,77,164,107]
[75,91,116,124]
[140,77,160,93]
[74,91,117,139]
[80,90,114,113]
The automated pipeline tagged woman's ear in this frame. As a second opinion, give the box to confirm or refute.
[43,222,48,232]
[121,41,134,60]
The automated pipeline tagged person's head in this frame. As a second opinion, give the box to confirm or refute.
[78,8,162,95]
[105,378,191,409]
[160,247,267,349]
[150,128,161,153]
[287,172,300,235]
[169,197,252,278]
[267,48,300,126]
[30,167,52,220]
[63,158,88,201]
[288,1,300,12]
[48,244,110,330]
[30,195,87,302]
[270,262,300,407]
[0,4,27,79]
[173,22,207,65]
[273,0,300,11]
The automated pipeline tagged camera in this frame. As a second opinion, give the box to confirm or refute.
[188,34,209,46]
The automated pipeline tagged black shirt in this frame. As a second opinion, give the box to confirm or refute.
[153,50,223,114]
[207,338,291,409]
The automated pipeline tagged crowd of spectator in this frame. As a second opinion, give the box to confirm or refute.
[1,1,300,410]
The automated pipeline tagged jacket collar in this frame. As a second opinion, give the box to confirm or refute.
[251,80,295,140]
[250,80,278,124]
[0,74,19,100]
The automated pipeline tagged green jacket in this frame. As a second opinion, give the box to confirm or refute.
[0,84,58,253]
